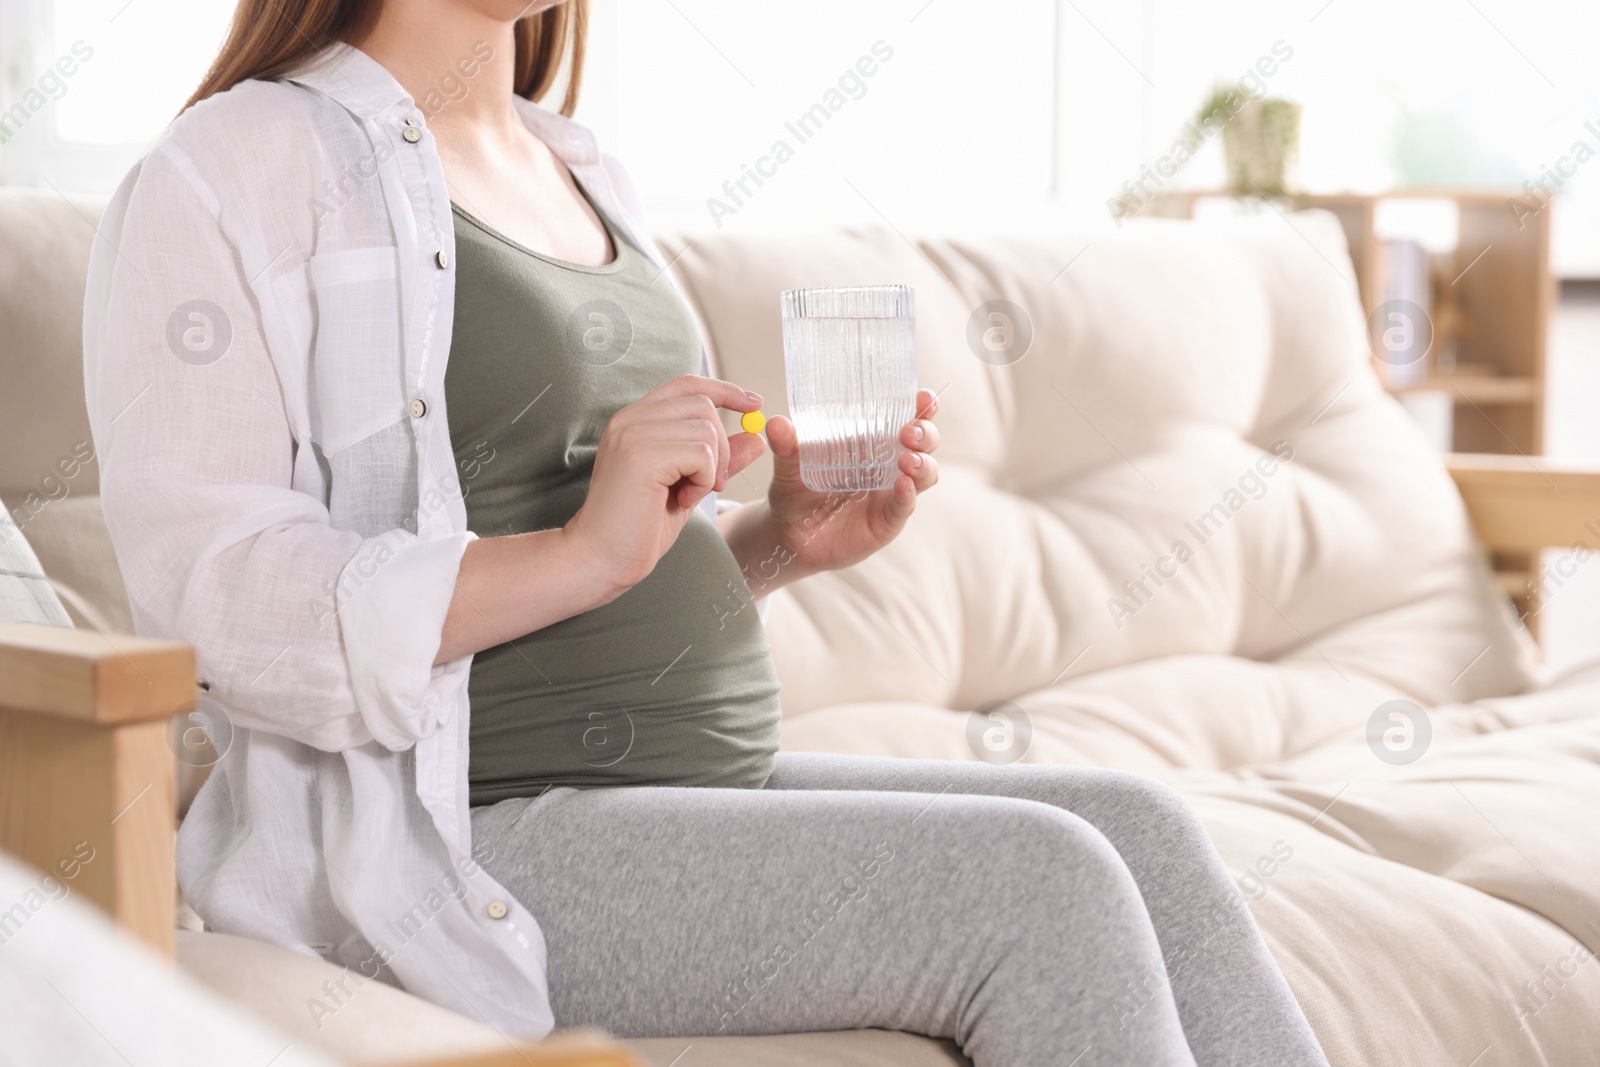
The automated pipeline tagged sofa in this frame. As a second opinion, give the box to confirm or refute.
[3,185,1598,1066]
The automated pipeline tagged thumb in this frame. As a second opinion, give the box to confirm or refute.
[765,414,804,487]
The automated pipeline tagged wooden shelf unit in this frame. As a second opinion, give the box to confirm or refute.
[1149,188,1553,457]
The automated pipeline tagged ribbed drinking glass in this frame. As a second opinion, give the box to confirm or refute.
[780,284,917,493]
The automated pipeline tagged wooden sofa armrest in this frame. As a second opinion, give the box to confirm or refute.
[1445,453,1600,552]
[0,620,194,957]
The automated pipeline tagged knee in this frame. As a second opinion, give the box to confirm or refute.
[1092,771,1207,838]
[943,798,1138,900]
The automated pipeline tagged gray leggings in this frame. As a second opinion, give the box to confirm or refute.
[471,753,1327,1067]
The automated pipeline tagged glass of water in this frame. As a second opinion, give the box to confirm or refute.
[780,284,917,493]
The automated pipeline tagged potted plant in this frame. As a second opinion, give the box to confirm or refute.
[1197,83,1302,200]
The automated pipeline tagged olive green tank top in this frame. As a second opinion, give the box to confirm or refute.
[445,195,781,806]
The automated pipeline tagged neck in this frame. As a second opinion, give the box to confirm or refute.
[353,1,522,137]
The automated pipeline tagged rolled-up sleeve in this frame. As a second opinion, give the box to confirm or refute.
[84,143,463,752]
[335,527,474,748]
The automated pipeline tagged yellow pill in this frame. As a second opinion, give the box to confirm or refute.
[741,410,766,434]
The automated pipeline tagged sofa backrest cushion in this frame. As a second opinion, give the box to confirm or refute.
[657,213,1534,733]
[0,191,130,634]
[0,191,102,499]
[0,183,1533,766]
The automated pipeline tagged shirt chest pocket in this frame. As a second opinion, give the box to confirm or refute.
[308,246,408,456]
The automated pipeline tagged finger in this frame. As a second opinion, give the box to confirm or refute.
[898,449,939,493]
[647,374,763,414]
[646,437,717,486]
[677,478,713,511]
[649,394,730,490]
[882,471,918,528]
[764,414,804,488]
[694,400,732,491]
[663,441,718,510]
[914,388,939,420]
[635,414,726,480]
[899,418,940,454]
[703,415,731,491]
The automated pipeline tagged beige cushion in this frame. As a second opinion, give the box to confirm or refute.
[662,216,1534,723]
[628,1031,966,1066]
[0,495,72,627]
[20,493,132,633]
[179,929,968,1066]
[177,930,507,1064]
[0,191,102,498]
[0,192,125,633]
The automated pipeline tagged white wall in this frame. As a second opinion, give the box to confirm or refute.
[585,0,1060,234]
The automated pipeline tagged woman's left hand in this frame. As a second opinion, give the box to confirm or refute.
[760,387,940,575]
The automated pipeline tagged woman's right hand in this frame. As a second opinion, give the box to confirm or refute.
[565,375,767,592]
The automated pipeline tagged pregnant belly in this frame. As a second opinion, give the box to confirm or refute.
[465,512,783,805]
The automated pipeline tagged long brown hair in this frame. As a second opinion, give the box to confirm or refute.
[182,0,588,115]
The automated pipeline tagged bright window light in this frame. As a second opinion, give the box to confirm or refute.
[48,0,234,145]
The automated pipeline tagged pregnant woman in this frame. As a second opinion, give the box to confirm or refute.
[83,1,1327,1064]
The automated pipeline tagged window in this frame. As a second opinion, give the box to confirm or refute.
[0,0,234,190]
[3,0,1595,274]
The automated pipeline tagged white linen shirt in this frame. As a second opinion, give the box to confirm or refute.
[83,41,723,1036]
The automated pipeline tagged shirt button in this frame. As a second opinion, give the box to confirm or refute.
[486,900,509,920]
[435,250,450,269]
[409,398,427,418]
[402,125,421,144]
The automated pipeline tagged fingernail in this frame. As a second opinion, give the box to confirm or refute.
[745,391,762,404]
[911,453,925,469]
[913,425,925,443]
